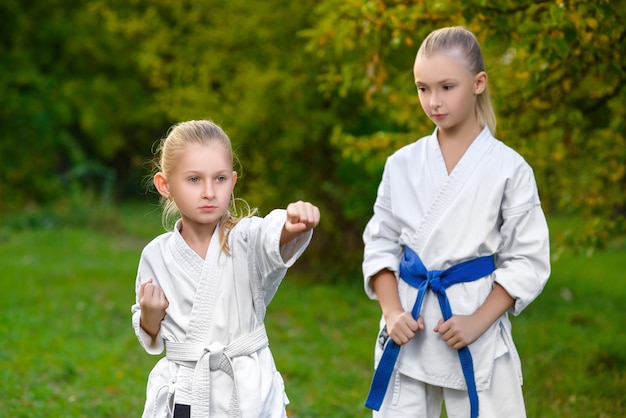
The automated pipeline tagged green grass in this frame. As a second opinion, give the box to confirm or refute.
[0,203,624,417]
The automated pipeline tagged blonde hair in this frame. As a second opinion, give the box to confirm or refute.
[417,26,496,134]
[152,120,256,254]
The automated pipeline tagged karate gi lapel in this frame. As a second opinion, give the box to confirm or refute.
[411,127,495,253]
[184,226,224,345]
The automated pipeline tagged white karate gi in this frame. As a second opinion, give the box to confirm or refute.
[132,209,312,418]
[363,127,550,412]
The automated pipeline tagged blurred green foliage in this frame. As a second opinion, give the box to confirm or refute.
[302,0,626,253]
[1,0,624,276]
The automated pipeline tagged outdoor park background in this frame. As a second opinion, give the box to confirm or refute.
[1,0,624,417]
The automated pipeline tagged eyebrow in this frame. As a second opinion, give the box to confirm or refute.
[181,168,231,176]
[415,78,457,85]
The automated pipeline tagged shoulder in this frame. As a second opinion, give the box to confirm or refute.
[140,230,173,256]
[385,133,432,170]
[482,131,536,180]
[226,211,286,256]
[492,137,526,163]
[230,215,263,233]
[487,136,542,206]
[227,214,271,244]
[238,210,286,228]
[392,133,431,158]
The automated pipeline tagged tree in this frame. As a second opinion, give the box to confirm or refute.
[90,0,360,268]
[3,0,623,277]
[302,0,626,252]
[1,0,360,275]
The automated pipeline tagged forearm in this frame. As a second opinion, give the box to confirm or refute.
[473,283,515,330]
[279,228,302,246]
[140,314,163,339]
[371,269,404,319]
[132,309,165,354]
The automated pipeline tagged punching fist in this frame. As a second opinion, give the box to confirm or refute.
[139,279,169,338]
[281,201,320,244]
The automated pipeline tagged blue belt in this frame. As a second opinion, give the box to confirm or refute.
[365,247,496,418]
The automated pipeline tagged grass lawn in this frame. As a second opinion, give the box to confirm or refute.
[0,203,624,417]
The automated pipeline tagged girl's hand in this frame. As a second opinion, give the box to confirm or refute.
[285,200,320,232]
[433,314,485,350]
[281,201,320,244]
[385,310,424,345]
[139,279,169,338]
[434,284,515,350]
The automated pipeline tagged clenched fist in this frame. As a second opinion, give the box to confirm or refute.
[139,278,169,338]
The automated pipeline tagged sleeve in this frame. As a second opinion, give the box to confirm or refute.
[494,162,551,316]
[362,158,404,300]
[252,209,313,305]
[130,250,166,355]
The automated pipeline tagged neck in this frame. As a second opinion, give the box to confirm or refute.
[178,219,218,259]
[436,123,484,175]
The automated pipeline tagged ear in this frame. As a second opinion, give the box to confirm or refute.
[232,171,238,188]
[474,71,488,95]
[154,172,170,198]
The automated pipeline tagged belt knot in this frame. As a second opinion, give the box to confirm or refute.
[427,270,444,293]
[204,342,225,371]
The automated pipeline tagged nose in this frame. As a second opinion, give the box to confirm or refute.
[202,183,215,199]
[429,91,441,108]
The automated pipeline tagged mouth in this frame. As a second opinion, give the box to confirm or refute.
[432,114,446,121]
[199,205,216,211]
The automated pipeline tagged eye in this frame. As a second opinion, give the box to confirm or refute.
[188,176,200,183]
[443,85,454,90]
[216,175,227,182]
[417,86,426,92]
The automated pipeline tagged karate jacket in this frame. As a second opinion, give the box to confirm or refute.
[132,209,311,417]
[363,127,550,391]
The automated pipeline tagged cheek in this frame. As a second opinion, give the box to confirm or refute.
[417,94,430,110]
[219,183,235,199]
[459,91,477,111]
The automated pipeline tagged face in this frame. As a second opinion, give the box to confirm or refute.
[154,142,237,232]
[413,49,486,137]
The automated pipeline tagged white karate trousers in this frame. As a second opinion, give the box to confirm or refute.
[373,352,526,418]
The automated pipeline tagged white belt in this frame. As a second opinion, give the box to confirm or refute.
[166,325,269,418]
